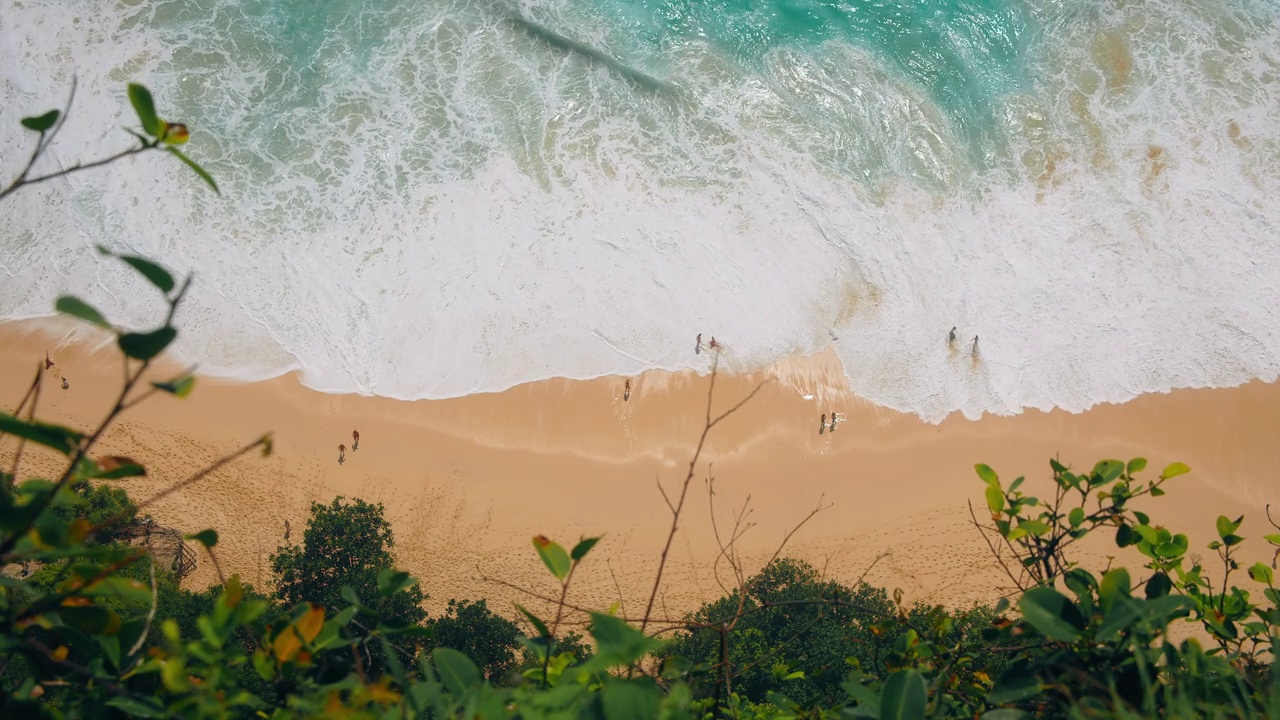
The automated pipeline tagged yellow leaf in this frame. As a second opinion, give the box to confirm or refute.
[368,680,402,705]
[296,605,325,644]
[52,645,69,662]
[272,605,325,662]
[272,627,301,663]
[225,575,244,609]
[68,519,91,542]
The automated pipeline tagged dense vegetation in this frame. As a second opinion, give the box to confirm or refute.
[3,82,1280,719]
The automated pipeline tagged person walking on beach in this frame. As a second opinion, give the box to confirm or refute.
[708,337,719,350]
[338,444,346,465]
[61,377,69,390]
[695,333,702,354]
[352,429,360,451]
[829,410,838,432]
[45,352,54,370]
[948,327,956,345]
[284,519,291,541]
[624,378,631,401]
[971,335,979,357]
[819,413,827,435]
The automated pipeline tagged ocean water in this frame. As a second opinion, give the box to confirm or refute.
[1,0,1278,422]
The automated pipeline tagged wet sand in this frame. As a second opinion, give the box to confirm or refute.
[2,317,1278,626]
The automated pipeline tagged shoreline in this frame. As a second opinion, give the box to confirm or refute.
[3,316,1279,621]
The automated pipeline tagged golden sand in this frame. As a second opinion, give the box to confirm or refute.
[2,317,1278,625]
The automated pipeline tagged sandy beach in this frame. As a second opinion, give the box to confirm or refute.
[2,317,1278,626]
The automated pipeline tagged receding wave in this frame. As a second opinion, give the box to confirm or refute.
[1,0,1278,421]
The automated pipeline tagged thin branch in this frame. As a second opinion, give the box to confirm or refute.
[123,436,267,518]
[127,555,159,659]
[640,357,768,633]
[7,362,45,480]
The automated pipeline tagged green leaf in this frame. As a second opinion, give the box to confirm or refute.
[602,678,661,720]
[1115,524,1135,548]
[571,536,601,562]
[1017,519,1050,537]
[152,376,196,398]
[1097,597,1143,641]
[1216,515,1243,539]
[106,697,165,719]
[975,464,999,485]
[880,669,926,720]
[1068,507,1085,528]
[1161,462,1191,479]
[128,83,162,136]
[1127,457,1147,474]
[1099,569,1131,612]
[1249,562,1274,586]
[340,585,371,613]
[21,109,60,132]
[119,255,175,293]
[166,146,220,193]
[1095,459,1124,482]
[433,647,481,696]
[1146,572,1172,599]
[86,456,147,480]
[0,413,84,455]
[55,295,111,329]
[533,536,571,580]
[83,576,152,603]
[514,603,550,638]
[987,665,1041,704]
[985,485,1005,515]
[185,529,218,548]
[1018,587,1083,642]
[118,326,177,360]
[982,711,1029,720]
[1265,534,1280,546]
[376,568,414,597]
[589,613,662,664]
[58,604,114,634]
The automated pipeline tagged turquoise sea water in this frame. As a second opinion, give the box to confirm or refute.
[2,0,1278,420]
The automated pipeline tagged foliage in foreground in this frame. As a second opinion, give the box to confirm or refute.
[4,79,1280,720]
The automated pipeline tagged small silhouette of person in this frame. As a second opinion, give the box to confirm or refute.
[284,519,291,541]
[972,336,979,356]
[45,352,55,370]
[829,411,838,432]
[708,337,719,350]
[338,444,346,464]
[352,429,360,451]
[948,327,956,345]
[60,377,69,390]
[819,413,827,435]
[695,333,702,354]
[624,378,631,401]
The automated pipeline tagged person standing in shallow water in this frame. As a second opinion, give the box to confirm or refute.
[948,327,956,345]
[624,378,631,401]
[819,413,826,435]
[971,336,979,357]
[829,411,838,432]
[695,333,702,354]
[338,444,346,465]
[352,429,360,451]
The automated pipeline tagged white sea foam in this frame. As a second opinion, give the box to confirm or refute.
[1,0,1278,422]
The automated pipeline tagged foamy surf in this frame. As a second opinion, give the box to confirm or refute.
[1,0,1278,422]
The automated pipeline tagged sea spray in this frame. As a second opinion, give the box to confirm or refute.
[0,0,1277,422]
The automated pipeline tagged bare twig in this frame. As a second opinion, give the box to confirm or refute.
[127,556,159,659]
[641,357,768,632]
[7,362,45,480]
